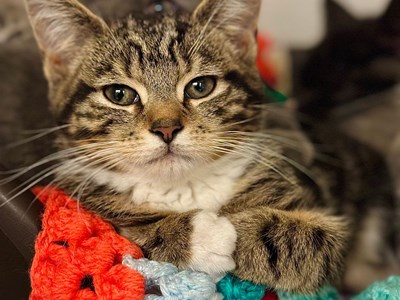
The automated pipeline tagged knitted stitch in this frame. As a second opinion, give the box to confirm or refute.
[352,276,400,300]
[30,187,145,300]
[123,255,220,300]
[277,285,339,300]
[217,273,266,300]
[30,187,400,300]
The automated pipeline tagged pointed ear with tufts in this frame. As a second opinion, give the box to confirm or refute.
[192,0,261,60]
[325,0,358,35]
[25,0,107,84]
[379,0,400,35]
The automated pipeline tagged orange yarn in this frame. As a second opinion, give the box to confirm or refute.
[30,187,145,300]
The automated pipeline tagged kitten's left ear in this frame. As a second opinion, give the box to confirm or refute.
[379,0,400,34]
[25,0,107,84]
[192,0,261,60]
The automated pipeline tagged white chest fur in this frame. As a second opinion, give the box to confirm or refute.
[131,156,250,212]
[84,154,251,213]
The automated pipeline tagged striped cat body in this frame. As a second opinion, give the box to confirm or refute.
[24,0,399,294]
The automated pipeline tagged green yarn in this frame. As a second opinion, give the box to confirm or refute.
[217,273,266,300]
[264,85,288,104]
[352,276,400,300]
[278,285,340,300]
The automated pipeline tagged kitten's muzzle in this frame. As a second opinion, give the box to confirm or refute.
[151,119,183,144]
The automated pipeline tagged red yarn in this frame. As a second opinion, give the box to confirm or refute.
[257,33,278,87]
[263,291,279,300]
[30,187,145,300]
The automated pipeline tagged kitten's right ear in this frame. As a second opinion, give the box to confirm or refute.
[325,0,357,34]
[380,0,400,34]
[192,0,261,60]
[25,0,107,81]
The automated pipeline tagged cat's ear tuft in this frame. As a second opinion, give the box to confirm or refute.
[380,0,400,35]
[192,0,261,60]
[325,0,357,35]
[25,0,107,80]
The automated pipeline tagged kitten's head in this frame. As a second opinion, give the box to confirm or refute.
[25,0,264,180]
[293,0,400,117]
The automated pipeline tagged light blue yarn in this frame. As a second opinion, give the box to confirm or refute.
[157,270,216,299]
[123,255,219,300]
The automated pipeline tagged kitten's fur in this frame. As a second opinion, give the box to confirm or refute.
[19,0,399,294]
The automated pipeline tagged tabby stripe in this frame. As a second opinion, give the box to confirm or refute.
[311,228,326,254]
[239,177,275,195]
[73,120,114,139]
[286,221,298,257]
[175,20,188,45]
[59,81,96,124]
[94,62,114,77]
[221,111,250,125]
[261,216,281,279]
[86,204,166,225]
[224,71,262,102]
[124,49,133,78]
[141,228,165,258]
[75,111,102,119]
[128,41,145,67]
[168,40,178,63]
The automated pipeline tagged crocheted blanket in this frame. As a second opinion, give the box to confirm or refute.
[30,187,400,300]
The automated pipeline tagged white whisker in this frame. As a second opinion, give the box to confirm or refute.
[5,124,70,149]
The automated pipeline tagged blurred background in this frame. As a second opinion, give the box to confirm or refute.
[259,0,391,48]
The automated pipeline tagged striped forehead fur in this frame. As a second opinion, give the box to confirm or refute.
[25,0,265,182]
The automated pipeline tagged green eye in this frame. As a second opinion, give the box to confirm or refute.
[184,76,216,100]
[104,85,140,106]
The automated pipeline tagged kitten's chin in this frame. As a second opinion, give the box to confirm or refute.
[128,152,203,181]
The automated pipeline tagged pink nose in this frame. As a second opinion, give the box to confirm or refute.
[151,125,183,144]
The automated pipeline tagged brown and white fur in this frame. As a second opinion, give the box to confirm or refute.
[20,0,399,294]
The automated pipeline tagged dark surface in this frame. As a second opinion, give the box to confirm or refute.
[0,229,31,300]
[0,165,43,299]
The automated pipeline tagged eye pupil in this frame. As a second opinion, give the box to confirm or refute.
[114,88,125,101]
[193,81,205,93]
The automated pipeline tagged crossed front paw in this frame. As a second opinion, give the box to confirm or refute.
[188,211,237,276]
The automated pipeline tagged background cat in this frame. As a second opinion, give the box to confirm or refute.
[291,0,400,288]
[291,0,400,118]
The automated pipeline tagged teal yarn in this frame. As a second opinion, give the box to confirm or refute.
[124,255,400,300]
[278,285,339,300]
[352,276,400,300]
[217,273,266,300]
[123,255,219,300]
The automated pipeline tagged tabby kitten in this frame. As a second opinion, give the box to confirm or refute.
[23,0,398,294]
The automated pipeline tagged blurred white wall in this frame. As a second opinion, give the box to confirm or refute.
[258,0,391,49]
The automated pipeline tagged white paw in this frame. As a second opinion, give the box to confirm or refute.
[188,211,237,276]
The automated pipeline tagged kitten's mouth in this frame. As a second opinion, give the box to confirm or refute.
[146,149,190,165]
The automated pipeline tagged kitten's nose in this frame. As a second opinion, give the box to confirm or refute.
[151,121,183,144]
